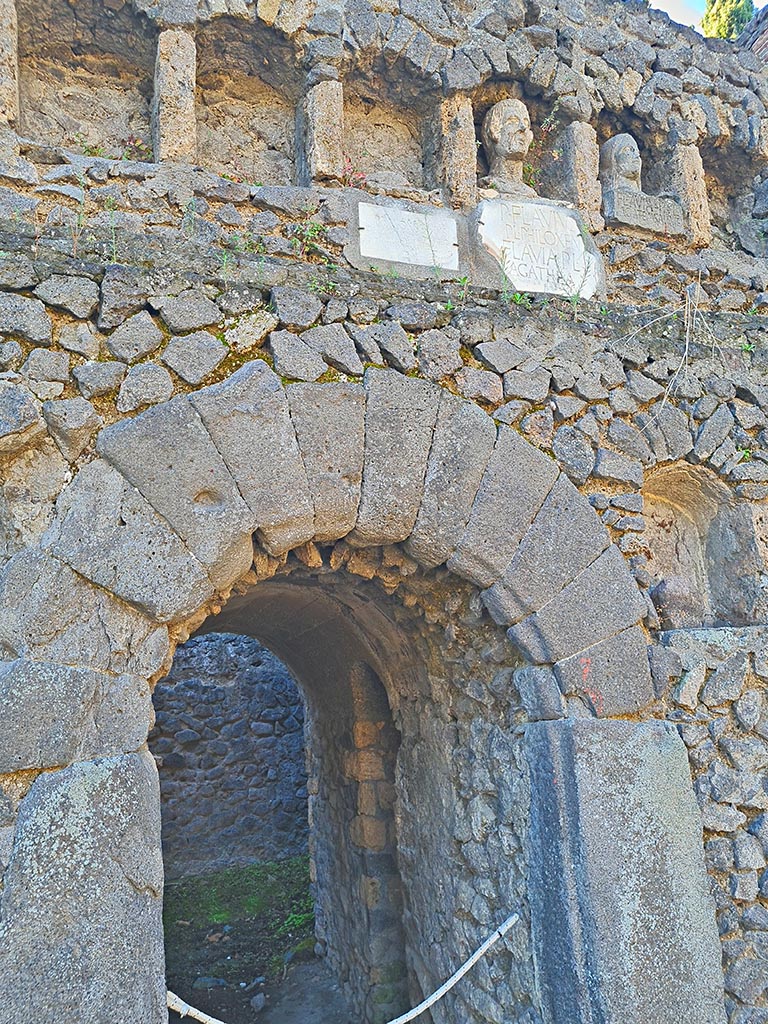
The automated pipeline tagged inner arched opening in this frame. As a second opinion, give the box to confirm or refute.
[155,570,419,1024]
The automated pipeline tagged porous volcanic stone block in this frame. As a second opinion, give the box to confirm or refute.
[0,751,166,1023]
[269,329,326,381]
[97,396,254,590]
[482,473,610,625]
[34,275,99,318]
[406,391,496,569]
[507,545,647,664]
[301,80,344,183]
[526,718,725,1024]
[271,286,323,330]
[117,363,173,413]
[21,348,70,384]
[191,361,315,556]
[47,460,214,622]
[348,368,441,547]
[300,324,364,376]
[554,625,654,717]
[0,292,51,344]
[161,330,227,385]
[73,360,127,399]
[106,311,164,363]
[0,659,152,772]
[447,426,559,588]
[157,291,220,333]
[0,380,45,455]
[42,397,102,461]
[287,382,365,542]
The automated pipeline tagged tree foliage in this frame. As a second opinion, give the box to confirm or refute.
[701,0,756,39]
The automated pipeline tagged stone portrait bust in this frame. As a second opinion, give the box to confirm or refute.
[599,133,643,194]
[480,98,537,198]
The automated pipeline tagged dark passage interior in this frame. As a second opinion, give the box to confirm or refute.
[152,574,415,1024]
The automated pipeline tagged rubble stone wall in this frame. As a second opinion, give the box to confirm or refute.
[150,633,308,881]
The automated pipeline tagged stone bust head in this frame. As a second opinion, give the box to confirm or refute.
[481,98,536,197]
[599,133,642,193]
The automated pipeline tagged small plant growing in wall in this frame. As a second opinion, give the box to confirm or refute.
[121,134,153,163]
[523,102,562,189]
[289,218,327,259]
[341,154,368,190]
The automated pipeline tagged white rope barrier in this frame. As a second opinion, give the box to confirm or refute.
[167,910,519,1024]
[167,990,231,1024]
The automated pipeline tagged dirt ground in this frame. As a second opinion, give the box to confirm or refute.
[168,960,356,1024]
[164,856,355,1024]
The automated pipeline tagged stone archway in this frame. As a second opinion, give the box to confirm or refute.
[0,364,725,1024]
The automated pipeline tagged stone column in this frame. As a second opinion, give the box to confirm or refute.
[538,121,604,231]
[667,142,712,247]
[298,79,344,186]
[0,0,19,127]
[525,718,726,1024]
[436,94,478,209]
[152,28,197,164]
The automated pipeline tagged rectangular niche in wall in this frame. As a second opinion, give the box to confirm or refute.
[196,18,297,186]
[16,0,154,156]
[344,87,426,191]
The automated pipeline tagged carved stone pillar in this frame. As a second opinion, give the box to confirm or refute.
[436,94,478,209]
[152,28,197,164]
[0,0,19,127]
[539,121,604,232]
[667,142,712,247]
[298,79,345,186]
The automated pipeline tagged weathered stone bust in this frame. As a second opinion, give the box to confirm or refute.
[599,133,642,193]
[599,131,684,235]
[480,98,536,198]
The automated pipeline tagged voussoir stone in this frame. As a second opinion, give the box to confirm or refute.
[0,293,52,345]
[448,426,559,588]
[483,473,610,625]
[42,398,102,462]
[0,548,169,679]
[47,460,214,622]
[106,311,164,363]
[0,381,45,455]
[0,751,166,1021]
[191,361,315,556]
[161,331,227,385]
[0,659,153,773]
[287,382,365,543]
[406,391,496,569]
[34,275,100,319]
[97,396,254,590]
[348,368,441,547]
[554,625,654,716]
[508,544,647,664]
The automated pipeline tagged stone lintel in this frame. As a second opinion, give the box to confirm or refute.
[526,718,726,1024]
[152,27,197,163]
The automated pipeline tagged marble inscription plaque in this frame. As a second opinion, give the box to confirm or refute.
[477,199,601,298]
[602,188,685,235]
[358,202,459,270]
